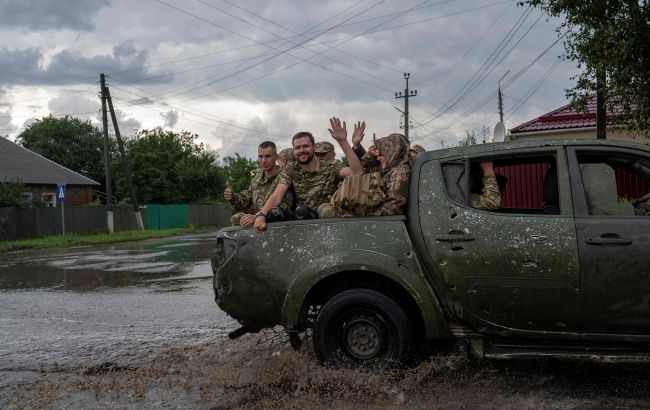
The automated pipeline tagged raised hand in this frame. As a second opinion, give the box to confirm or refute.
[224,183,233,201]
[328,117,348,142]
[352,121,366,148]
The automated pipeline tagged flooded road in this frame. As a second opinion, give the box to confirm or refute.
[3,232,650,409]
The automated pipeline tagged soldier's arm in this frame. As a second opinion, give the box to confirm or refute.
[328,117,362,177]
[254,183,290,232]
[230,190,252,211]
[470,174,501,211]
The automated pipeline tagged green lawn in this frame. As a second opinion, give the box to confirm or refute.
[0,225,224,253]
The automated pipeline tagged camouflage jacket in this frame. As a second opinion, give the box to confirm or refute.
[470,174,501,211]
[277,160,344,209]
[366,164,410,216]
[230,166,293,213]
[366,134,411,216]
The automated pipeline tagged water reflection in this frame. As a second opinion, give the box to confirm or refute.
[0,234,218,291]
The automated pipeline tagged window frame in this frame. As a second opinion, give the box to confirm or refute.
[440,148,567,216]
[567,146,650,218]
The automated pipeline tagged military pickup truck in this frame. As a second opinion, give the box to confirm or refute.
[212,139,650,366]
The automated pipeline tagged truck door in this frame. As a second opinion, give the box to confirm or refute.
[568,147,650,335]
[418,148,580,333]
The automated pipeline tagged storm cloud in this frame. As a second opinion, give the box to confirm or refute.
[0,0,109,31]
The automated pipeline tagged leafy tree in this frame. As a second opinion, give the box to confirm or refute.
[115,129,223,203]
[16,115,109,184]
[519,1,650,131]
[452,125,491,147]
[220,153,257,193]
[0,181,28,208]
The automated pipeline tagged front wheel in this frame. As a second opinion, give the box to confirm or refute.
[313,288,412,368]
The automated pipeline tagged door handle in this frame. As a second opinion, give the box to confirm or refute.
[585,235,632,245]
[435,234,475,242]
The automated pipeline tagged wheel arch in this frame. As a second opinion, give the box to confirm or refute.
[283,268,450,343]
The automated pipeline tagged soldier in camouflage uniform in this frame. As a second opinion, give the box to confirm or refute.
[225,141,293,227]
[278,148,295,168]
[320,133,411,218]
[315,141,336,161]
[254,118,364,232]
[469,161,501,211]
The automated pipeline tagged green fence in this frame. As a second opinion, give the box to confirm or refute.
[146,204,189,229]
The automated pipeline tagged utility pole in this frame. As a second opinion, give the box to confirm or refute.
[497,70,509,123]
[395,73,417,141]
[104,81,145,231]
[100,74,114,233]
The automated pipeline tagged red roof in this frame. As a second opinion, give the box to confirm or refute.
[510,94,622,134]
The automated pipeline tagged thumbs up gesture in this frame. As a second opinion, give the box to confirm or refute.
[224,183,233,201]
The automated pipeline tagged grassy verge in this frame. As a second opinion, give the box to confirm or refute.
[0,225,224,253]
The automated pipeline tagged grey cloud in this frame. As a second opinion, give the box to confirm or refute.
[0,110,14,133]
[0,0,109,31]
[47,95,99,118]
[114,110,141,135]
[130,97,155,105]
[0,42,173,86]
[160,110,179,128]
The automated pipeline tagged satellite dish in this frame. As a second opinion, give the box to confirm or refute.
[493,121,506,142]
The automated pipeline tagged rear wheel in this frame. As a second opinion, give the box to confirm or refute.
[313,288,412,367]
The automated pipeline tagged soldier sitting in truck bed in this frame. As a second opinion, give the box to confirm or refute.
[319,133,411,218]
[224,141,293,227]
[253,117,363,231]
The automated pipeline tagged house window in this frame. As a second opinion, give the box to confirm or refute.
[41,193,56,207]
[21,192,33,202]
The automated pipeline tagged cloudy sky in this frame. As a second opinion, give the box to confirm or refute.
[0,0,578,159]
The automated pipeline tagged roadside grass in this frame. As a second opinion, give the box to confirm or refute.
[0,225,224,253]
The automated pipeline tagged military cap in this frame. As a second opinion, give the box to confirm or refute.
[410,144,426,155]
[315,141,335,154]
[278,148,295,162]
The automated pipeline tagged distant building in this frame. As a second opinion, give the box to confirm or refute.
[510,94,649,144]
[0,137,100,206]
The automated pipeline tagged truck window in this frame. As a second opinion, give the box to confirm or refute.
[577,154,650,216]
[442,156,558,214]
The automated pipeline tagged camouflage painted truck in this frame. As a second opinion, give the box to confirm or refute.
[212,139,650,366]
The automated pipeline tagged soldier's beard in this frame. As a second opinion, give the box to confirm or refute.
[298,151,314,164]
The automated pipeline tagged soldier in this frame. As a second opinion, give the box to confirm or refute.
[409,144,426,167]
[470,161,501,211]
[253,117,363,231]
[314,141,336,161]
[277,148,295,168]
[319,133,411,218]
[224,141,293,227]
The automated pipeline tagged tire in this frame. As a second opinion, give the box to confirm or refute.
[313,288,412,368]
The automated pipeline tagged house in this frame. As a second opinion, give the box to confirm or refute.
[509,94,649,143]
[0,137,100,206]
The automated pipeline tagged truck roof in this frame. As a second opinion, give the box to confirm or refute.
[422,139,650,160]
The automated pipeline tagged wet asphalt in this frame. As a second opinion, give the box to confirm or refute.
[0,232,236,377]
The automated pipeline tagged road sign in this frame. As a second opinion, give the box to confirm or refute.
[57,184,66,202]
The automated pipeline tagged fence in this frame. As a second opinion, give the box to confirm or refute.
[0,203,231,241]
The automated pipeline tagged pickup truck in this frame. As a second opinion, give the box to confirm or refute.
[212,139,650,366]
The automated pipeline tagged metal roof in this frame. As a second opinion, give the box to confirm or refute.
[0,137,100,186]
[510,94,623,134]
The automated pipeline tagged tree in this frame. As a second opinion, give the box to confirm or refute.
[0,181,28,208]
[520,1,650,131]
[454,125,491,147]
[220,153,257,193]
[115,129,223,203]
[16,115,108,184]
